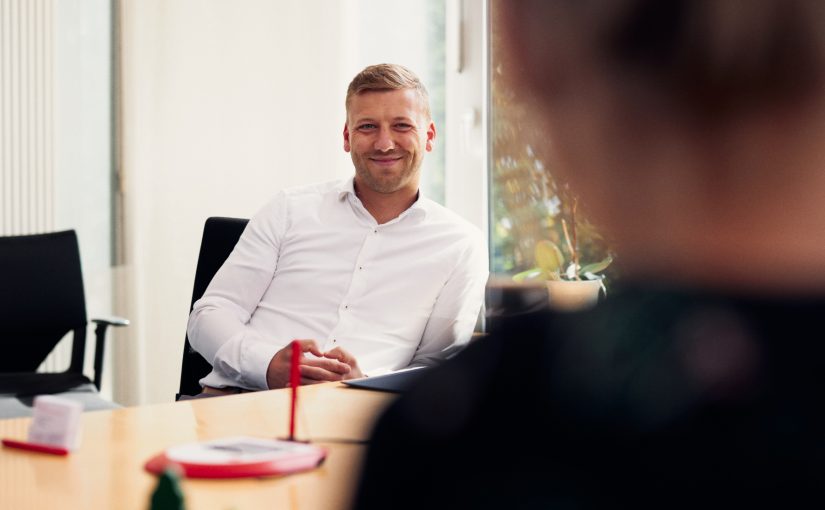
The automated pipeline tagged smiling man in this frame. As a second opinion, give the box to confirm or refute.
[186,64,488,395]
[344,67,435,224]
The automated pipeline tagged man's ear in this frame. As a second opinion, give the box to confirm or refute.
[343,123,351,153]
[425,121,436,152]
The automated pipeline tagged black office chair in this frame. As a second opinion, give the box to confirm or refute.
[177,217,249,400]
[0,230,128,417]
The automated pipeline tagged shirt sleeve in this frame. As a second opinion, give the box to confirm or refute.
[186,193,289,390]
[410,229,489,367]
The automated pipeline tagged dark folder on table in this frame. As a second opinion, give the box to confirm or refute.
[342,366,430,393]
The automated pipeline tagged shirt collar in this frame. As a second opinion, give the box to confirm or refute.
[337,177,429,221]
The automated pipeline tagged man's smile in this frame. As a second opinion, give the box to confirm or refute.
[368,155,404,166]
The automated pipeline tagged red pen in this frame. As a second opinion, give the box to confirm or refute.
[288,339,300,441]
[2,438,69,456]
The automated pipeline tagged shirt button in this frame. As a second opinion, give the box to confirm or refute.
[333,338,337,343]
[373,229,378,234]
[359,266,363,270]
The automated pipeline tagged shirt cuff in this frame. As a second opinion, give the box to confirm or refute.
[240,337,281,390]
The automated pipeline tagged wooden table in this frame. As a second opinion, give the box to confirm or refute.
[0,382,396,509]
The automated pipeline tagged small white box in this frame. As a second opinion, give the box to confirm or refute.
[27,395,83,451]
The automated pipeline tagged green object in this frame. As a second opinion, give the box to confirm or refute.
[535,240,564,279]
[150,468,185,510]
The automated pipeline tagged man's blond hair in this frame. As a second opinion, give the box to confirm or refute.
[345,64,431,119]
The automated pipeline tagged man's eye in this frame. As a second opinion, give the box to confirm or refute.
[395,124,413,130]
[358,124,377,130]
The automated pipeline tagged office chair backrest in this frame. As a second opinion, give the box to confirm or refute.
[177,217,249,399]
[0,231,88,373]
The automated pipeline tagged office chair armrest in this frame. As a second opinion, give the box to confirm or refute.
[91,316,130,390]
[92,316,130,327]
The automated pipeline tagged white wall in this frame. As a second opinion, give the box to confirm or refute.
[118,0,354,404]
[116,0,464,405]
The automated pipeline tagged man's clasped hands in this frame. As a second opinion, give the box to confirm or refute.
[266,339,364,389]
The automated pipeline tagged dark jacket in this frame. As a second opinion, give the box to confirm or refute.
[352,284,825,509]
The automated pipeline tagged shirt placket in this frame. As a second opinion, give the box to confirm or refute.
[324,224,381,351]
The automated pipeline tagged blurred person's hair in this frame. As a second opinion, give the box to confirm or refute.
[346,64,431,119]
[505,0,825,123]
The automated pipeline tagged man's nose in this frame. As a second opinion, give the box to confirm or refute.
[374,128,394,152]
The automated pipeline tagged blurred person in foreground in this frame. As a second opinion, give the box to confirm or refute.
[352,1,825,508]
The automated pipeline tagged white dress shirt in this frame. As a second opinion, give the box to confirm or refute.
[187,178,489,390]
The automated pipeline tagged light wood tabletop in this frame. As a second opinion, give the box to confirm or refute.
[0,382,396,510]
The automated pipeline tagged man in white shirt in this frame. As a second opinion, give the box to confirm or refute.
[187,64,488,394]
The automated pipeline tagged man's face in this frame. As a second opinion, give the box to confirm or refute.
[344,88,435,195]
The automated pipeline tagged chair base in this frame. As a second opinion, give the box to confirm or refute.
[0,372,93,396]
[0,383,121,419]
